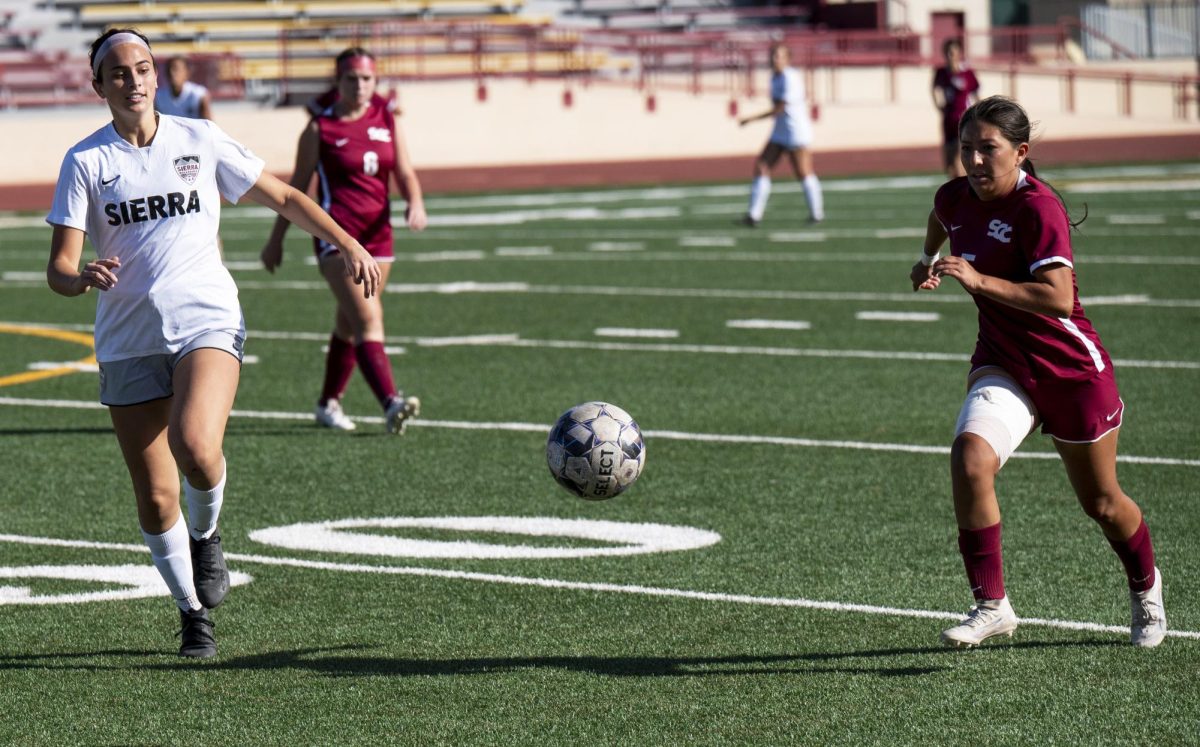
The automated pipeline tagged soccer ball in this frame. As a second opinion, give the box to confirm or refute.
[546,401,646,500]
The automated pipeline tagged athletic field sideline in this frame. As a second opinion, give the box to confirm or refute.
[1,164,1198,745]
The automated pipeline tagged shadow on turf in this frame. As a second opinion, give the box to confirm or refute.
[0,427,113,436]
[0,640,1123,676]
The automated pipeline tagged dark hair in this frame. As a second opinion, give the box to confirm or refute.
[88,28,153,82]
[959,95,1087,227]
[942,38,962,57]
[336,47,374,67]
[166,56,189,69]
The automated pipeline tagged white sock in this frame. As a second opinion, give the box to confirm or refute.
[142,514,202,612]
[185,459,225,541]
[802,174,824,221]
[748,175,771,221]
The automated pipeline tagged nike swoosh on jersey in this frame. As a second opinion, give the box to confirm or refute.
[101,175,120,186]
[950,224,962,231]
[334,138,350,147]
[1105,407,1121,421]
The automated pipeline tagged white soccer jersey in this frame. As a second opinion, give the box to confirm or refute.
[156,80,208,119]
[769,67,813,149]
[47,114,264,362]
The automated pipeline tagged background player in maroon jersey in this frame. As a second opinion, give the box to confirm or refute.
[910,96,1166,649]
[261,48,426,434]
[931,39,979,179]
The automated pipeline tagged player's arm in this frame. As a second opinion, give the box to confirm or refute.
[739,100,785,126]
[911,209,947,291]
[931,80,946,111]
[933,258,1074,317]
[391,125,426,231]
[199,91,213,121]
[245,171,380,298]
[47,224,120,296]
[260,120,320,271]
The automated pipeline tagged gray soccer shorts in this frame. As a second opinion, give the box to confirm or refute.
[98,329,244,407]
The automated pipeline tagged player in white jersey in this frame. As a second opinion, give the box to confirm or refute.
[155,56,212,120]
[46,28,381,658]
[738,43,823,225]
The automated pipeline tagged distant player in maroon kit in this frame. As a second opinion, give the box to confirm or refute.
[931,39,979,179]
[262,48,426,434]
[910,96,1166,649]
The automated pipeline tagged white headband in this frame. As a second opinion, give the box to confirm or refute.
[92,33,151,78]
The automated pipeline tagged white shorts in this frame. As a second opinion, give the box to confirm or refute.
[954,374,1038,468]
[769,119,812,150]
[98,329,244,407]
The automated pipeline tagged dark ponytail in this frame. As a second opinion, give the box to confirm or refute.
[960,96,1086,228]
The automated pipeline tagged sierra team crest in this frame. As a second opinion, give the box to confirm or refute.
[173,154,201,185]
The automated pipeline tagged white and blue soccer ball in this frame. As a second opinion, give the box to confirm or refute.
[546,401,645,500]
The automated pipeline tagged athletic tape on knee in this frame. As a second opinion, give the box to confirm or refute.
[954,375,1037,468]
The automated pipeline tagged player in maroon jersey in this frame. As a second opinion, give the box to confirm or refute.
[910,96,1166,648]
[931,39,980,179]
[261,48,426,434]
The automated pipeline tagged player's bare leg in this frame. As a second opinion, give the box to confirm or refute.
[171,348,238,611]
[1056,430,1165,646]
[320,258,419,433]
[941,432,1017,648]
[943,140,966,179]
[744,143,784,226]
[785,147,823,223]
[110,399,180,534]
[111,398,214,656]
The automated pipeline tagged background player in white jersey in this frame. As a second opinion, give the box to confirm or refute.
[156,56,212,120]
[738,43,823,226]
[46,28,381,658]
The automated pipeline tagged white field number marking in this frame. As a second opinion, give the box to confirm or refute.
[2,530,1198,641]
[248,516,722,559]
[0,564,252,605]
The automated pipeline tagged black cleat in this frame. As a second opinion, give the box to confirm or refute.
[177,607,217,658]
[738,214,760,228]
[190,531,230,609]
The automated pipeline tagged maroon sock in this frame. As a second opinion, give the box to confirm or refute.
[319,334,357,406]
[355,341,398,408]
[958,523,1005,601]
[1107,519,1157,592]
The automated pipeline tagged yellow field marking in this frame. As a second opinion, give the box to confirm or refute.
[0,323,96,388]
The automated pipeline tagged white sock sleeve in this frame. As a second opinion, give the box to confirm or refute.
[185,459,225,541]
[748,175,772,221]
[142,514,201,612]
[802,173,824,221]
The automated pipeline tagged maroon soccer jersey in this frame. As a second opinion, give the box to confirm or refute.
[313,98,396,259]
[932,66,979,142]
[934,172,1112,392]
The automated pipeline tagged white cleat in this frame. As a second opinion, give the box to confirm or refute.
[315,399,356,431]
[1130,567,1167,648]
[941,596,1018,649]
[385,394,421,435]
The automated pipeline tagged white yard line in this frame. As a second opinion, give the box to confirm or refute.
[0,531,1196,640]
[1,396,1198,468]
[1106,215,1166,225]
[4,320,1199,370]
[726,319,812,331]
[495,246,554,256]
[594,327,679,339]
[856,311,941,322]
[679,236,737,247]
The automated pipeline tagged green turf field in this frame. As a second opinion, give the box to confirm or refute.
[1,164,1198,745]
